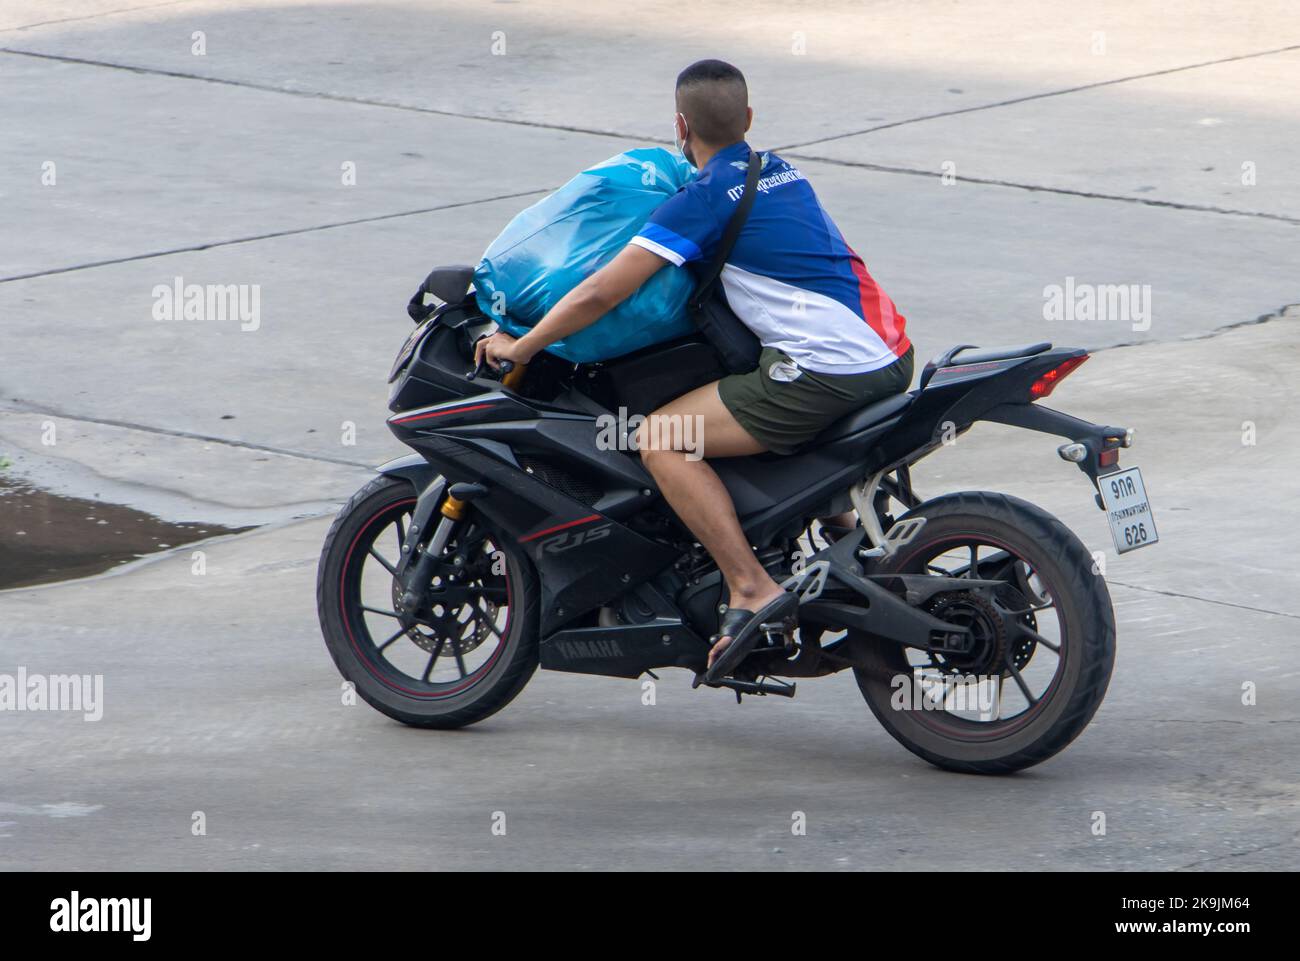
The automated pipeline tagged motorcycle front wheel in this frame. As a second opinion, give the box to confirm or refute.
[316,475,539,728]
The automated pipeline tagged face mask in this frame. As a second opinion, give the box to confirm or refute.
[673,113,693,166]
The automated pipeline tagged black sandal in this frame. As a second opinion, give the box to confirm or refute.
[703,591,799,685]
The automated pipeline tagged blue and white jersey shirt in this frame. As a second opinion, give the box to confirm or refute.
[630,142,910,375]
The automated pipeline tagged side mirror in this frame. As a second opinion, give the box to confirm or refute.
[407,264,475,321]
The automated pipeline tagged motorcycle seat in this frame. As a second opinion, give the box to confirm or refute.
[804,391,914,448]
[948,342,1051,365]
[919,341,1052,388]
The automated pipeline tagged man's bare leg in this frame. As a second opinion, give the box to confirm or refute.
[636,382,786,668]
[816,511,862,549]
[820,511,856,529]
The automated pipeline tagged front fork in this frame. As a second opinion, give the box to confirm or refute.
[392,353,526,613]
[392,477,487,614]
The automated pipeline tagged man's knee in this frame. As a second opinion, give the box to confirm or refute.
[638,410,703,458]
[637,417,684,475]
[637,434,672,473]
[635,415,661,456]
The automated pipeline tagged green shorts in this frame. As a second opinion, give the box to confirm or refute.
[718,346,915,455]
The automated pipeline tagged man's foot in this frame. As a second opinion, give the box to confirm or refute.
[707,586,785,666]
[704,589,799,683]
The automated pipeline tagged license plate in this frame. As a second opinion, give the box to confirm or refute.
[1098,466,1159,554]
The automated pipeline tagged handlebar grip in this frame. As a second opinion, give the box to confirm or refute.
[465,358,516,381]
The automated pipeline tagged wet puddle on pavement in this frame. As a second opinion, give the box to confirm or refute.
[0,478,251,589]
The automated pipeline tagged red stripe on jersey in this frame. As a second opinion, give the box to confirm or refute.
[843,240,909,356]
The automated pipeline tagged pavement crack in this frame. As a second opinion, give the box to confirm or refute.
[0,1,197,33]
[0,400,374,470]
[1182,301,1300,338]
[1101,303,1299,351]
[775,43,1300,151]
[780,154,1300,225]
[1108,580,1300,620]
[0,47,645,142]
[8,47,1294,255]
[0,188,550,283]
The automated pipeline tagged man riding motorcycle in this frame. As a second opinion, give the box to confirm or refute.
[475,59,914,680]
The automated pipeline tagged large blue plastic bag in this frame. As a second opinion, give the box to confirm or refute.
[473,147,697,364]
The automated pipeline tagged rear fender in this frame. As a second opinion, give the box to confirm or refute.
[868,349,1132,493]
[980,403,1132,485]
[935,349,1132,485]
[867,348,1085,468]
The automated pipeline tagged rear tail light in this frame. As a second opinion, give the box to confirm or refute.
[1098,447,1120,469]
[1029,355,1088,400]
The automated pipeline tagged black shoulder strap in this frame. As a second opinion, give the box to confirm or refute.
[690,150,762,309]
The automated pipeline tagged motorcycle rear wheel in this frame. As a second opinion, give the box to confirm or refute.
[853,491,1115,774]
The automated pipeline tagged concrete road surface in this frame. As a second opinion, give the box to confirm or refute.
[1,1,1297,870]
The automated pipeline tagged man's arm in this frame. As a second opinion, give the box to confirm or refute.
[476,244,669,369]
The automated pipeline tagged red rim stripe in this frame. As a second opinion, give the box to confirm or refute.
[340,497,511,699]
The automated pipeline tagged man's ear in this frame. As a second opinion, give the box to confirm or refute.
[745,106,753,133]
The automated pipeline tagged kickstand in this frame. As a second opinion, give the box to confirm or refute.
[691,673,797,701]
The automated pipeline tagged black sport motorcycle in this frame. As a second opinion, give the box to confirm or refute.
[317,265,1157,774]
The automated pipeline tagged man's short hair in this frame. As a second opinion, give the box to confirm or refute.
[675,59,748,146]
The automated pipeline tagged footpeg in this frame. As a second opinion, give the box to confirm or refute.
[758,623,796,654]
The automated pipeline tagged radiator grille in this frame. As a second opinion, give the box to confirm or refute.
[518,456,603,507]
